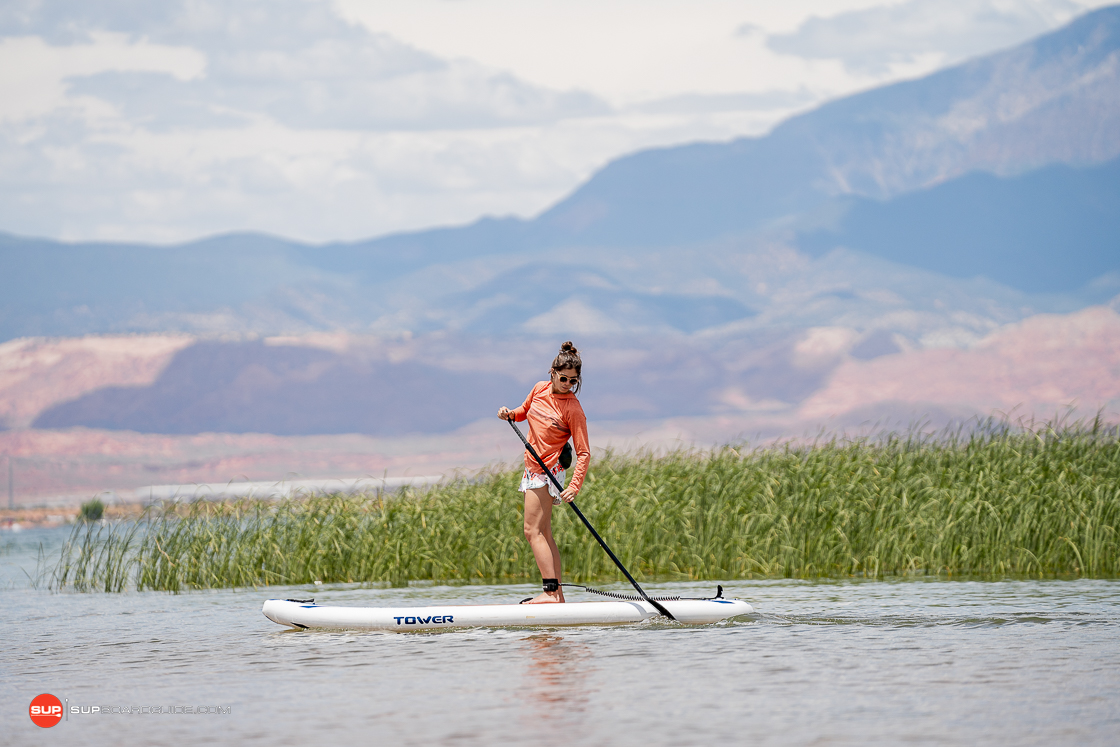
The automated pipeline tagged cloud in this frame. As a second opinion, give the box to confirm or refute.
[767,0,1085,74]
[0,32,205,123]
[633,89,818,116]
[1,0,608,132]
[0,2,180,43]
[0,114,615,243]
[0,0,1105,243]
[0,0,619,241]
[68,62,607,132]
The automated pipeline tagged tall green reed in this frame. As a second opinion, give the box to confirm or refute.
[48,418,1120,591]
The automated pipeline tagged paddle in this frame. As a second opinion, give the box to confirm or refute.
[506,418,676,621]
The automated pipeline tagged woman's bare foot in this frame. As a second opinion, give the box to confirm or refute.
[525,590,564,604]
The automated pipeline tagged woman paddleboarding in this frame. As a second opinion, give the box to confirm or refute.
[498,341,591,604]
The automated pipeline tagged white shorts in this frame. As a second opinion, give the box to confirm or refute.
[519,465,565,505]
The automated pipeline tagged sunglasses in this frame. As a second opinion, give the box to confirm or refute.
[555,374,579,384]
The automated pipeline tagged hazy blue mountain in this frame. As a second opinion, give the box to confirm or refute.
[3,5,1119,349]
[797,156,1120,293]
[331,3,1120,256]
[0,230,412,341]
[257,4,1120,267]
[534,4,1120,247]
[5,152,1113,343]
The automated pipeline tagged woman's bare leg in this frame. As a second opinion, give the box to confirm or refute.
[523,486,565,603]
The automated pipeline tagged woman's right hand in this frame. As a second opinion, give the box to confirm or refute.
[497,406,513,421]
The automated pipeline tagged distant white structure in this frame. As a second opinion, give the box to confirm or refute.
[137,476,444,503]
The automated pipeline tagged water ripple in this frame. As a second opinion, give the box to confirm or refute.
[2,578,1118,745]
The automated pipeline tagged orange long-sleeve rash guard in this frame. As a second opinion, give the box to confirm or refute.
[511,381,591,494]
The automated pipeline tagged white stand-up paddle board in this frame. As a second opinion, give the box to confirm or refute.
[262,595,752,631]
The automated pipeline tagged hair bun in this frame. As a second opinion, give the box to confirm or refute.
[551,341,582,391]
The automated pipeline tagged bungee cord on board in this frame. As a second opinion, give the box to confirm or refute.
[564,583,726,603]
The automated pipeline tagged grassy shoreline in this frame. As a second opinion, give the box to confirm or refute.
[48,419,1120,592]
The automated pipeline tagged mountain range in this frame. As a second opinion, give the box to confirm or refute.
[2,6,1119,453]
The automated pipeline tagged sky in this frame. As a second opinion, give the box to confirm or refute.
[0,0,1110,244]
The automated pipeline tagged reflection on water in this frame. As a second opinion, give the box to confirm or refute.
[520,633,597,710]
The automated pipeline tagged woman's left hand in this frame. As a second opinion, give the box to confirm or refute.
[560,486,578,503]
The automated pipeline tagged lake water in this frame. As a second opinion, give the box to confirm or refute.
[3,525,1119,746]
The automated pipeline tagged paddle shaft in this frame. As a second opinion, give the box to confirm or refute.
[506,418,676,621]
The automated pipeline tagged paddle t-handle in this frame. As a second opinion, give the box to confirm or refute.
[506,417,676,621]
